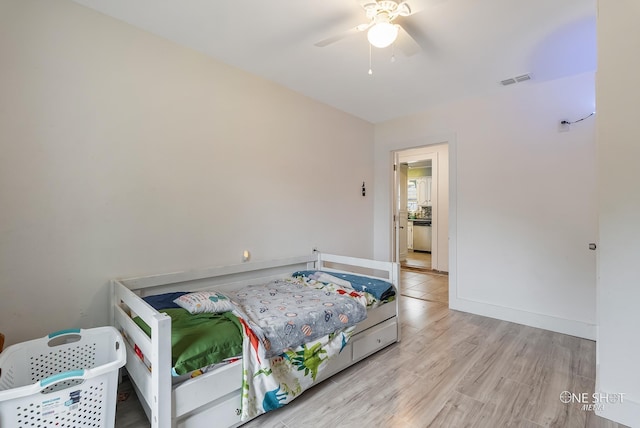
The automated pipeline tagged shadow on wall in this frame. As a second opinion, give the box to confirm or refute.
[528,16,596,82]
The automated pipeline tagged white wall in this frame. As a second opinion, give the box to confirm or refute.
[596,0,640,425]
[0,0,374,345]
[374,72,597,339]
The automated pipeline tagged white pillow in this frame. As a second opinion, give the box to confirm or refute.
[173,291,235,314]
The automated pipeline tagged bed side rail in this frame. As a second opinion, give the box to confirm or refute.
[112,280,172,428]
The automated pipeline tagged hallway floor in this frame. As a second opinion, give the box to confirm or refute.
[401,249,448,305]
[402,250,432,270]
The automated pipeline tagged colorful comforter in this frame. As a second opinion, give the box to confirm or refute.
[226,278,367,358]
[229,277,369,420]
[238,322,354,420]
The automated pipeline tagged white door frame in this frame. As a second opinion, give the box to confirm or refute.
[383,134,456,307]
[391,153,409,263]
[392,148,442,270]
[391,152,399,263]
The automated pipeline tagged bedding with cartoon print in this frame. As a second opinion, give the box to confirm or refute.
[226,277,367,359]
[230,277,369,421]
[237,319,355,421]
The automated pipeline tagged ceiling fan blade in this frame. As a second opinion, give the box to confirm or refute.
[398,15,441,57]
[314,23,371,47]
[395,24,421,56]
[396,2,412,16]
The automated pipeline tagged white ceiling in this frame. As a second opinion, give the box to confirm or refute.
[71,0,596,123]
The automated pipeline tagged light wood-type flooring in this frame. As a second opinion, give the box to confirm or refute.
[115,269,627,428]
[403,250,433,270]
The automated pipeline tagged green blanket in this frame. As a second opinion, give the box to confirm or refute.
[134,308,243,375]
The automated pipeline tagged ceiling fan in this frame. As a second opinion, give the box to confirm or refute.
[315,0,421,56]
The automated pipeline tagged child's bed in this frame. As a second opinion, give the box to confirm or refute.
[111,252,400,428]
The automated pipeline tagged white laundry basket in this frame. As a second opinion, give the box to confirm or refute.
[0,326,126,428]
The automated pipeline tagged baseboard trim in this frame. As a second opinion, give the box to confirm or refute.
[596,392,640,427]
[449,297,596,340]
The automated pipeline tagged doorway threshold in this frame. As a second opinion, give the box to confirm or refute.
[401,264,449,276]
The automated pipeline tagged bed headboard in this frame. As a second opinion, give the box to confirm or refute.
[115,252,398,297]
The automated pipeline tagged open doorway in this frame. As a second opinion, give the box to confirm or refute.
[392,143,449,273]
[393,143,450,304]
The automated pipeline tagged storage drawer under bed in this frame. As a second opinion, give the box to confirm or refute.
[173,360,242,418]
[176,391,242,428]
[352,317,398,361]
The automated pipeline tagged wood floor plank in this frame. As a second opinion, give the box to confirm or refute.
[569,337,597,380]
[454,322,522,401]
[399,297,449,330]
[428,391,486,427]
[395,341,483,426]
[282,355,421,428]
[470,377,541,428]
[504,328,555,387]
[522,370,594,428]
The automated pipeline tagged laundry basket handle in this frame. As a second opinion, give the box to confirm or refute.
[48,328,81,339]
[39,369,85,388]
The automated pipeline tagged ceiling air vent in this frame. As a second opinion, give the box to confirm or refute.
[500,73,531,86]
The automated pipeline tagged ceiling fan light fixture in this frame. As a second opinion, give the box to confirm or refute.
[367,22,399,48]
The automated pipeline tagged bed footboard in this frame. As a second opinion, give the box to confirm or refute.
[112,280,172,428]
[314,252,401,343]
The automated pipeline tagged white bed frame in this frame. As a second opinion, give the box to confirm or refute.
[111,252,400,428]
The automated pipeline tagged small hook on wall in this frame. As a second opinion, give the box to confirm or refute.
[362,181,366,197]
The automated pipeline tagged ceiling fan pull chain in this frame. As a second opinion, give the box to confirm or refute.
[368,43,373,75]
